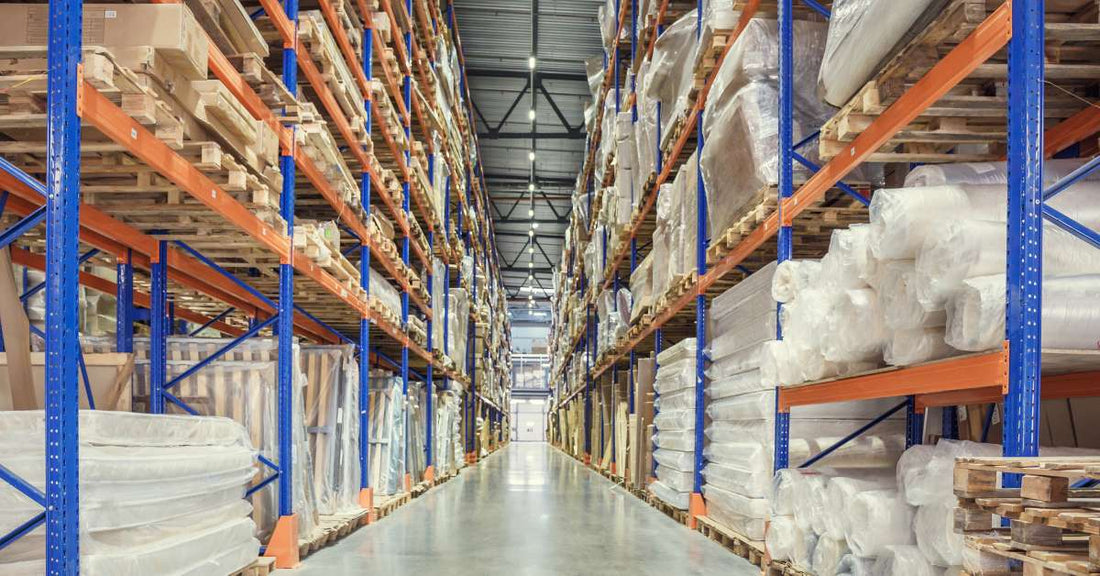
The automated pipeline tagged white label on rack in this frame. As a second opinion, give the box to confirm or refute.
[210,189,217,199]
[104,10,116,18]
[130,128,137,140]
[337,408,344,425]
[991,407,1001,425]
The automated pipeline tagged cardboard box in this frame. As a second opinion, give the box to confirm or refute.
[0,4,208,80]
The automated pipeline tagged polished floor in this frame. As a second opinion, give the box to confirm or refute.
[294,442,758,575]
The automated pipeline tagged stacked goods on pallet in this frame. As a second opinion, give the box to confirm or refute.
[596,288,631,356]
[627,355,657,489]
[369,370,407,497]
[646,11,697,152]
[649,338,697,510]
[700,18,830,240]
[704,263,905,544]
[408,381,428,482]
[433,388,463,476]
[449,288,471,374]
[0,411,259,576]
[630,252,655,321]
[131,337,321,541]
[302,345,363,516]
[817,0,939,107]
[651,150,699,300]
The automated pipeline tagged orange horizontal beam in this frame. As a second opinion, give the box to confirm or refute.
[9,246,246,338]
[778,350,1008,412]
[80,83,291,258]
[257,0,297,47]
[916,369,1100,411]
[1045,106,1100,159]
[782,2,1011,224]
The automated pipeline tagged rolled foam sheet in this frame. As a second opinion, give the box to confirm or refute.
[945,274,1100,352]
[897,440,1001,507]
[766,515,806,563]
[867,185,1007,260]
[648,479,690,510]
[878,260,946,331]
[837,554,875,576]
[962,542,1011,574]
[821,225,874,289]
[707,369,767,399]
[845,489,915,557]
[870,545,940,576]
[793,471,830,533]
[822,470,897,540]
[772,259,823,303]
[883,327,957,367]
[915,502,965,567]
[812,536,850,576]
[821,288,888,363]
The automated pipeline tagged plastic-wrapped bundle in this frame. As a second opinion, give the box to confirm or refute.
[707,342,767,379]
[655,387,696,412]
[904,158,1100,188]
[707,369,766,399]
[818,0,938,107]
[656,464,694,492]
[772,260,822,303]
[702,483,769,540]
[448,289,470,373]
[702,18,830,237]
[710,308,777,360]
[655,429,696,452]
[771,468,802,516]
[812,536,850,576]
[793,471,829,533]
[883,328,957,367]
[822,470,897,539]
[919,219,1100,313]
[653,408,695,431]
[630,252,654,321]
[945,274,1100,351]
[767,515,808,565]
[714,260,778,309]
[821,225,874,289]
[652,225,671,299]
[0,412,259,576]
[702,460,772,499]
[303,345,363,516]
[707,390,905,422]
[648,479,690,510]
[653,447,694,471]
[879,260,946,331]
[634,58,658,182]
[870,545,939,576]
[897,440,1001,507]
[821,288,887,363]
[654,359,695,394]
[845,490,915,557]
[645,10,698,137]
[915,502,964,567]
[707,418,906,449]
[868,186,1004,260]
[836,554,875,576]
[369,267,402,317]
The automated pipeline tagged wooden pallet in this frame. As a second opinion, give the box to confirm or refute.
[691,28,734,100]
[646,492,691,526]
[298,508,372,558]
[956,457,1100,574]
[373,491,412,520]
[693,516,769,570]
[230,557,276,576]
[819,0,1100,163]
[766,560,815,576]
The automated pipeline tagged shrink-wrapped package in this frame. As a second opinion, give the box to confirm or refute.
[882,328,957,367]
[878,260,945,331]
[837,554,875,576]
[904,158,1100,188]
[645,11,698,140]
[818,0,938,107]
[822,471,896,539]
[821,288,887,363]
[821,225,874,289]
[630,252,654,320]
[869,545,940,576]
[767,515,810,567]
[845,490,915,557]
[812,537,850,576]
[946,274,1100,351]
[772,260,823,303]
[702,483,769,540]
[650,338,697,509]
[648,479,690,509]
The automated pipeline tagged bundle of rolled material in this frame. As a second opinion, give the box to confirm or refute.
[772,259,822,303]
[836,554,875,576]
[945,274,1100,351]
[767,515,810,567]
[904,158,1100,188]
[868,185,1005,260]
[870,545,942,576]
[821,225,874,289]
[812,536,850,576]
[822,471,896,539]
[877,260,945,331]
[845,489,915,557]
[822,288,888,363]
[882,327,957,367]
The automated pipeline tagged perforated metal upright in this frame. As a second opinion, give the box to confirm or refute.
[358,7,375,511]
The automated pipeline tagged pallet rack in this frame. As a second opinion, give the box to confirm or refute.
[0,0,512,571]
[549,0,1100,551]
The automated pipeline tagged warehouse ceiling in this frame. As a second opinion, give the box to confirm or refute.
[454,0,603,308]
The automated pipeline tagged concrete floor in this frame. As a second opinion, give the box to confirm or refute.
[293,442,758,576]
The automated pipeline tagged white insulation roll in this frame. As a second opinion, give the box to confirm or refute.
[821,225,873,289]
[772,260,823,303]
[836,554,875,576]
[883,327,957,367]
[946,274,1100,352]
[812,536,850,576]
[904,158,1100,188]
[870,545,940,576]
[822,471,897,539]
[915,502,965,567]
[766,515,806,564]
[821,288,887,363]
[845,490,915,557]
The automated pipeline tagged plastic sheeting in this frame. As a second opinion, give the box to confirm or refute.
[869,545,940,576]
[845,489,915,557]
[772,260,822,303]
[645,10,698,145]
[369,371,407,496]
[303,345,362,515]
[904,158,1100,188]
[945,274,1100,351]
[812,536,850,576]
[818,0,937,107]
[0,411,258,576]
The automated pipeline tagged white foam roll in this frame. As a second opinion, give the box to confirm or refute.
[821,288,887,363]
[772,259,823,303]
[868,185,1005,260]
[812,536,850,576]
[904,158,1100,188]
[821,225,873,289]
[946,274,1100,352]
[836,554,875,576]
[794,472,829,534]
[822,471,897,539]
[845,490,915,557]
[870,545,940,576]
[883,327,957,367]
[766,515,806,563]
[915,502,965,567]
[878,260,946,330]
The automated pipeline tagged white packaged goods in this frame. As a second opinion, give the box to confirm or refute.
[702,461,772,499]
[650,339,697,509]
[812,536,850,576]
[655,429,697,452]
[656,464,694,492]
[767,515,810,567]
[837,554,875,576]
[370,372,408,497]
[645,11,698,141]
[821,288,887,363]
[702,19,829,238]
[821,225,874,289]
[303,345,362,516]
[883,327,958,367]
[772,259,822,303]
[822,471,896,539]
[703,483,769,540]
[649,479,690,509]
[630,252,654,320]
[904,158,1100,188]
[818,0,938,107]
[878,260,946,331]
[845,490,915,557]
[946,274,1100,351]
[870,546,942,576]
[0,412,259,576]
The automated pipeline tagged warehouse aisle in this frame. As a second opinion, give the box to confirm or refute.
[293,443,757,575]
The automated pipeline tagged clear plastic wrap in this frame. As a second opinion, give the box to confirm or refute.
[702,460,772,498]
[837,554,875,576]
[654,358,695,394]
[821,225,873,289]
[710,308,777,360]
[653,447,694,472]
[708,342,767,379]
[655,429,696,452]
[702,483,768,540]
[883,328,957,367]
[0,411,258,575]
[649,479,690,510]
[767,515,807,564]
[772,260,823,303]
[630,252,654,321]
[845,490,915,557]
[302,345,362,515]
[653,408,695,431]
[897,440,1001,507]
[818,0,938,107]
[868,186,1003,260]
[822,470,897,539]
[904,158,1100,188]
[821,287,887,363]
[869,545,939,576]
[915,502,964,567]
[703,20,829,237]
[706,369,765,399]
[656,464,694,492]
[812,536,850,576]
[646,11,699,143]
[945,274,1100,352]
[654,387,695,412]
[879,260,946,331]
[449,289,470,373]
[369,372,408,497]
[793,471,829,532]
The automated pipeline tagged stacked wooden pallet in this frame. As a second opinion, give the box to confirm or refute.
[955,456,1100,575]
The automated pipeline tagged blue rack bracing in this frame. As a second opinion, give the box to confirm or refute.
[0,0,512,570]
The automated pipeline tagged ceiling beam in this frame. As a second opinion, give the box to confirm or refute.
[479,130,585,140]
[466,68,588,82]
